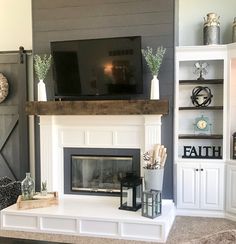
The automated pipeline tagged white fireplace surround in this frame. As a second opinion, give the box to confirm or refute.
[39,115,162,194]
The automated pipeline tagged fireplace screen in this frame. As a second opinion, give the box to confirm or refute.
[64,148,140,196]
[71,156,132,193]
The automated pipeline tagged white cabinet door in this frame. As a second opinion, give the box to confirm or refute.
[200,163,224,210]
[177,162,225,211]
[177,163,200,209]
[226,164,236,213]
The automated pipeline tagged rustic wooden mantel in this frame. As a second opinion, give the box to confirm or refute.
[25,99,169,115]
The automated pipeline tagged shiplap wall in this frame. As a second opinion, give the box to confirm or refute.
[32,0,174,198]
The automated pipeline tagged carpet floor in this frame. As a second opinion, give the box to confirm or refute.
[166,216,236,244]
[0,236,64,244]
[0,216,236,243]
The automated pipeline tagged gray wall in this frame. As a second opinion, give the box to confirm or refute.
[32,0,174,198]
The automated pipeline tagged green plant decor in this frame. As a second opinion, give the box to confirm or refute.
[141,46,166,76]
[34,54,52,81]
[41,181,47,191]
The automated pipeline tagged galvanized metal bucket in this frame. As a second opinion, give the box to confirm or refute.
[143,168,164,191]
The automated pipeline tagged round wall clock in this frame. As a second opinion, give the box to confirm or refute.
[0,73,9,103]
[194,115,210,133]
[196,119,208,130]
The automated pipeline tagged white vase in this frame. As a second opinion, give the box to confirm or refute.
[37,79,47,101]
[150,75,159,100]
[143,168,164,191]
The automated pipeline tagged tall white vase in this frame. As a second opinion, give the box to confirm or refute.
[37,79,47,101]
[150,75,159,100]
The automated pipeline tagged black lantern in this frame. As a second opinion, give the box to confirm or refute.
[142,190,162,219]
[119,172,142,211]
[233,132,236,159]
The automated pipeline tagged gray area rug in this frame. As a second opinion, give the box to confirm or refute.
[184,229,236,244]
[166,216,236,244]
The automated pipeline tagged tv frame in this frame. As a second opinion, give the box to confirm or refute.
[50,36,147,101]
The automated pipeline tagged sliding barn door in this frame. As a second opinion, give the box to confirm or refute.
[0,50,29,181]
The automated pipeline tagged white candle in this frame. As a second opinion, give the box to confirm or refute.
[125,188,133,207]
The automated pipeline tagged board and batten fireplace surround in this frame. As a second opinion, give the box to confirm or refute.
[1,100,175,243]
[40,114,162,194]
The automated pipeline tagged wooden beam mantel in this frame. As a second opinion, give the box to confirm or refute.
[25,100,169,116]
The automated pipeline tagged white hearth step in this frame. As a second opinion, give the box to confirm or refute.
[0,196,175,243]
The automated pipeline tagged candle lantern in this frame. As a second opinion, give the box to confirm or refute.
[142,189,162,219]
[233,132,236,159]
[119,172,142,211]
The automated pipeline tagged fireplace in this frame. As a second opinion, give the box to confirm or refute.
[38,115,161,195]
[29,112,171,243]
[64,148,140,196]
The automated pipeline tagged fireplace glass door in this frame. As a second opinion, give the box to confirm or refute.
[64,148,140,196]
[71,155,133,193]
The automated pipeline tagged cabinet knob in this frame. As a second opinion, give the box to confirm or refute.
[201,168,204,171]
[195,169,199,171]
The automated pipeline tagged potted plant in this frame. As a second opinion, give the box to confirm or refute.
[41,180,47,196]
[141,46,166,99]
[143,144,167,191]
[34,54,52,101]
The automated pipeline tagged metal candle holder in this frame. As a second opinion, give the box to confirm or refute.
[142,189,162,219]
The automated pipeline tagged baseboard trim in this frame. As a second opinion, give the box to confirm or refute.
[176,209,225,218]
[225,212,236,221]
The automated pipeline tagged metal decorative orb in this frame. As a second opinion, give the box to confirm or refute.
[191,86,213,107]
[0,73,9,103]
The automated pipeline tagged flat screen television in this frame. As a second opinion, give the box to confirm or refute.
[51,36,144,100]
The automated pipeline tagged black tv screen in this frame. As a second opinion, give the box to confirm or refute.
[51,36,144,100]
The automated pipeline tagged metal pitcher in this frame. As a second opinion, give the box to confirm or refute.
[203,13,220,45]
[233,17,236,43]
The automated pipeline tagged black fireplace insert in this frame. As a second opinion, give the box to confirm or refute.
[64,148,140,196]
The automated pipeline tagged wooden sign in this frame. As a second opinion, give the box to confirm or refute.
[182,146,222,159]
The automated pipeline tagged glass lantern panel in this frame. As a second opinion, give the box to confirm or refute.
[148,204,153,216]
[157,192,161,202]
[136,185,142,204]
[154,204,158,215]
[142,203,147,214]
[122,186,133,207]
[155,202,161,214]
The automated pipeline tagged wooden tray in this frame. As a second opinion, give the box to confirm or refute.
[16,192,58,210]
